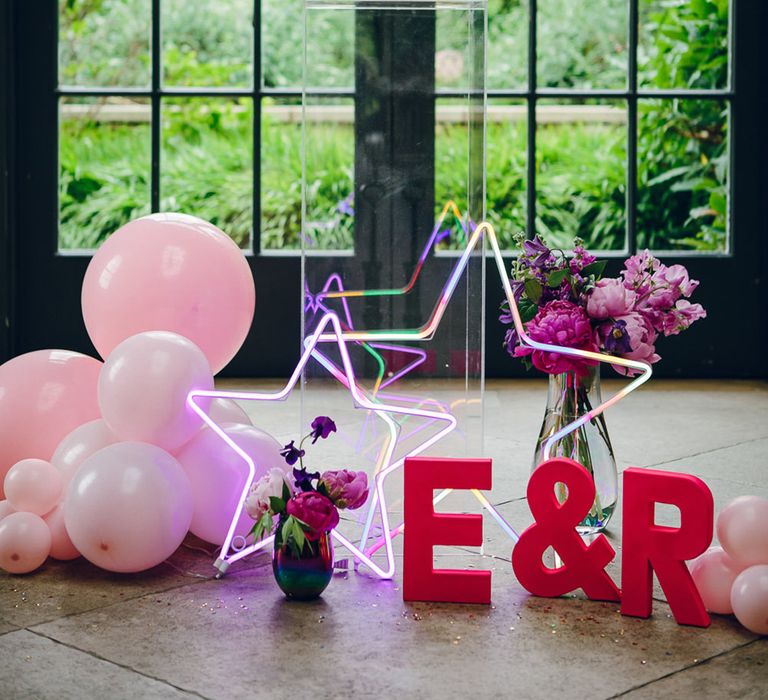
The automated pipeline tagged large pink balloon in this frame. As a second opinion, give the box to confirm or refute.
[81,213,255,374]
[730,565,768,635]
[0,350,102,497]
[4,459,63,516]
[688,546,744,614]
[44,504,80,561]
[208,398,251,427]
[175,423,286,545]
[99,332,213,452]
[65,442,193,573]
[0,500,15,521]
[0,512,51,574]
[717,496,768,567]
[51,419,119,484]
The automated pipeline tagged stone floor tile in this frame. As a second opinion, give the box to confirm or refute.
[0,629,198,699]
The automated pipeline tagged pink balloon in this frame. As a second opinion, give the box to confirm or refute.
[175,423,286,545]
[0,500,15,521]
[731,565,768,635]
[65,442,193,573]
[51,419,118,484]
[688,546,744,614]
[4,459,63,516]
[99,332,213,452]
[81,213,255,374]
[717,496,768,567]
[44,504,80,561]
[0,512,51,574]
[0,350,102,497]
[208,398,251,427]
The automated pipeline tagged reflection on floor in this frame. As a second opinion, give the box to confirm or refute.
[1,379,766,699]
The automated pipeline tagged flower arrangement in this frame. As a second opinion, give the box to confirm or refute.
[245,416,369,557]
[499,235,706,375]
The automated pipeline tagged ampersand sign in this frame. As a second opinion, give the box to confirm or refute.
[512,457,620,601]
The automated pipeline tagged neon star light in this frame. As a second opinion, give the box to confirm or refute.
[187,311,457,578]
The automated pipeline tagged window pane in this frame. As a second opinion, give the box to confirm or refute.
[59,97,151,251]
[537,0,627,89]
[535,100,627,250]
[162,0,253,87]
[161,98,253,249]
[487,0,528,90]
[59,0,150,87]
[638,0,729,90]
[262,98,354,251]
[637,99,728,252]
[264,0,355,90]
[484,99,527,248]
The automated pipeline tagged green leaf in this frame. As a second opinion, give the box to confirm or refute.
[546,269,570,288]
[580,260,607,279]
[292,521,306,553]
[269,496,286,514]
[281,481,291,502]
[519,298,538,324]
[317,481,329,499]
[524,278,543,303]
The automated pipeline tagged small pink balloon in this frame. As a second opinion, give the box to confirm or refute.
[81,213,255,374]
[0,512,51,574]
[175,423,286,545]
[4,459,63,516]
[717,496,768,567]
[0,500,15,521]
[208,398,251,426]
[688,546,744,614]
[44,504,80,561]
[0,350,102,497]
[731,565,768,635]
[51,419,118,484]
[99,332,213,452]
[65,441,192,573]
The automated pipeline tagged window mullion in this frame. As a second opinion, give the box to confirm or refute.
[526,0,536,240]
[626,0,638,255]
[151,0,161,213]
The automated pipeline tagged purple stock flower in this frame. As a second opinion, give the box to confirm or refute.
[310,416,337,444]
[280,440,305,466]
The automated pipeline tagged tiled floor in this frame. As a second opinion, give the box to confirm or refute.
[1,379,766,699]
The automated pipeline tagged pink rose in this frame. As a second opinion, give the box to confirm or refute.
[321,469,369,510]
[286,492,339,540]
[611,312,660,375]
[586,278,637,319]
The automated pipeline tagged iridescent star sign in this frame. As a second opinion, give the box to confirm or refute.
[187,311,457,579]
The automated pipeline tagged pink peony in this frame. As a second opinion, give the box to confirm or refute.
[514,300,599,376]
[286,492,339,540]
[611,312,660,375]
[321,469,369,510]
[245,468,291,520]
[586,278,637,319]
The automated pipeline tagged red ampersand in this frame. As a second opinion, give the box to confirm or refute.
[512,458,620,601]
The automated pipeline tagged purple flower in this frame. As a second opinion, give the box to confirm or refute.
[503,327,519,357]
[587,278,637,319]
[321,469,369,510]
[286,492,339,539]
[514,300,599,376]
[597,319,632,355]
[310,416,337,444]
[610,312,660,375]
[280,440,305,466]
[293,466,320,492]
[522,235,556,269]
[569,245,597,275]
[336,193,354,216]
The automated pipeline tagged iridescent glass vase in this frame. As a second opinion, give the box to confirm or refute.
[272,529,334,600]
[532,366,618,533]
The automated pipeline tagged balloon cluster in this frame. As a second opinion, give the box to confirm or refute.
[689,495,768,634]
[0,214,286,575]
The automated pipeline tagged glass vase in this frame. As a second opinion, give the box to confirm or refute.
[532,366,617,533]
[272,529,334,600]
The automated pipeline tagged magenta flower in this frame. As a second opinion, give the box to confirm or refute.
[286,492,339,539]
[321,469,369,510]
[586,278,637,319]
[660,300,707,336]
[514,300,599,376]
